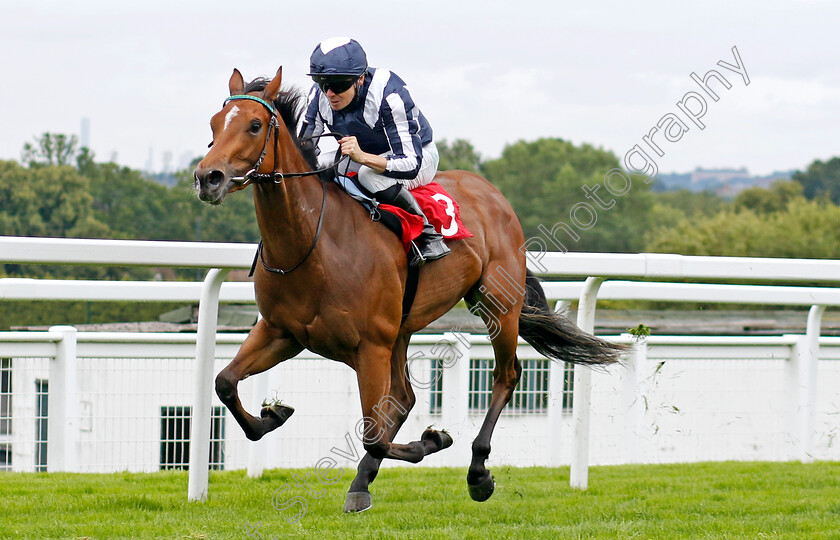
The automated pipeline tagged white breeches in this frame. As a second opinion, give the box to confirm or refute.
[349,142,440,193]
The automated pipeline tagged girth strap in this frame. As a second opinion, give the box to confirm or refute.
[401,264,419,325]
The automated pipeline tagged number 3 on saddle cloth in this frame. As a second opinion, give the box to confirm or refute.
[379,183,474,253]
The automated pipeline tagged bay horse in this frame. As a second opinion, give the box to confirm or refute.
[194,67,624,513]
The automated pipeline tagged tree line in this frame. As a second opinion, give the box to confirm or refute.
[446,137,840,260]
[2,132,839,327]
[3,132,840,277]
[2,135,259,281]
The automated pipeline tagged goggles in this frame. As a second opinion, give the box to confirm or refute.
[313,75,357,94]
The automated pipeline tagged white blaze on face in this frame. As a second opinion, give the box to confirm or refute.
[224,105,240,131]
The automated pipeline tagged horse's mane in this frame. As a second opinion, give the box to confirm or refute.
[243,78,320,172]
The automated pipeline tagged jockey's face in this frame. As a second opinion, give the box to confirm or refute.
[324,74,365,111]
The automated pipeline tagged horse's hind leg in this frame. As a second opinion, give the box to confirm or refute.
[464,262,526,501]
[466,313,522,501]
[215,319,303,441]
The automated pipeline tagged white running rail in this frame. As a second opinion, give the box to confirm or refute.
[4,236,840,498]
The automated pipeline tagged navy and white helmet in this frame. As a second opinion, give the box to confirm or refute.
[308,37,368,77]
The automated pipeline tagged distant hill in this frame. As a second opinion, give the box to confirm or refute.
[653,168,794,198]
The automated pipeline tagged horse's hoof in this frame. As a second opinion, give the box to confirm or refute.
[343,491,372,513]
[421,428,453,452]
[260,404,294,428]
[467,472,495,502]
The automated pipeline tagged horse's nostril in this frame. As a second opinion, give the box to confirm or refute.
[202,169,225,188]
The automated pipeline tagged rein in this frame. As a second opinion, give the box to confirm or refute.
[249,179,327,276]
[222,94,338,276]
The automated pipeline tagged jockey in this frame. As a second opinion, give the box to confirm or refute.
[299,36,450,265]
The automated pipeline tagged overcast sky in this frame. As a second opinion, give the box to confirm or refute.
[1,0,837,176]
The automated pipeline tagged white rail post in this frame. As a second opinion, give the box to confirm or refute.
[47,326,79,472]
[441,331,471,467]
[621,333,648,464]
[794,305,825,462]
[570,277,604,490]
[188,268,230,501]
[247,372,270,478]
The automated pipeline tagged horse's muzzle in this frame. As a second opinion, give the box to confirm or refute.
[194,167,228,205]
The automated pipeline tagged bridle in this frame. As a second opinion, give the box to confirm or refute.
[219,94,345,276]
[223,94,345,187]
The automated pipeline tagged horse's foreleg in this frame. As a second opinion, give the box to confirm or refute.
[346,339,414,504]
[215,319,303,441]
[344,342,452,512]
[346,338,413,513]
[346,336,452,512]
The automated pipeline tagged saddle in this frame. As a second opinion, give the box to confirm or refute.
[334,174,473,252]
[335,175,473,323]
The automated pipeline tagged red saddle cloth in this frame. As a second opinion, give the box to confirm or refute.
[379,182,473,252]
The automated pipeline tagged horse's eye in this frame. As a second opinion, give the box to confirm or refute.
[250,121,262,134]
[207,141,214,148]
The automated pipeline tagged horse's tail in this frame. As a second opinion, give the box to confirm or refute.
[518,270,626,366]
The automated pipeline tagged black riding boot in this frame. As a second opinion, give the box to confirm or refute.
[384,186,451,266]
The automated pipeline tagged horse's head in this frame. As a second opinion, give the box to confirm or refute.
[194,67,284,205]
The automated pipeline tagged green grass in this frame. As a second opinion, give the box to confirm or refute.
[2,462,840,539]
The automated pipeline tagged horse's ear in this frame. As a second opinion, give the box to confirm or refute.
[229,68,245,96]
[262,67,283,102]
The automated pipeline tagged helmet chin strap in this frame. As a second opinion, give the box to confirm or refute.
[351,72,366,106]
